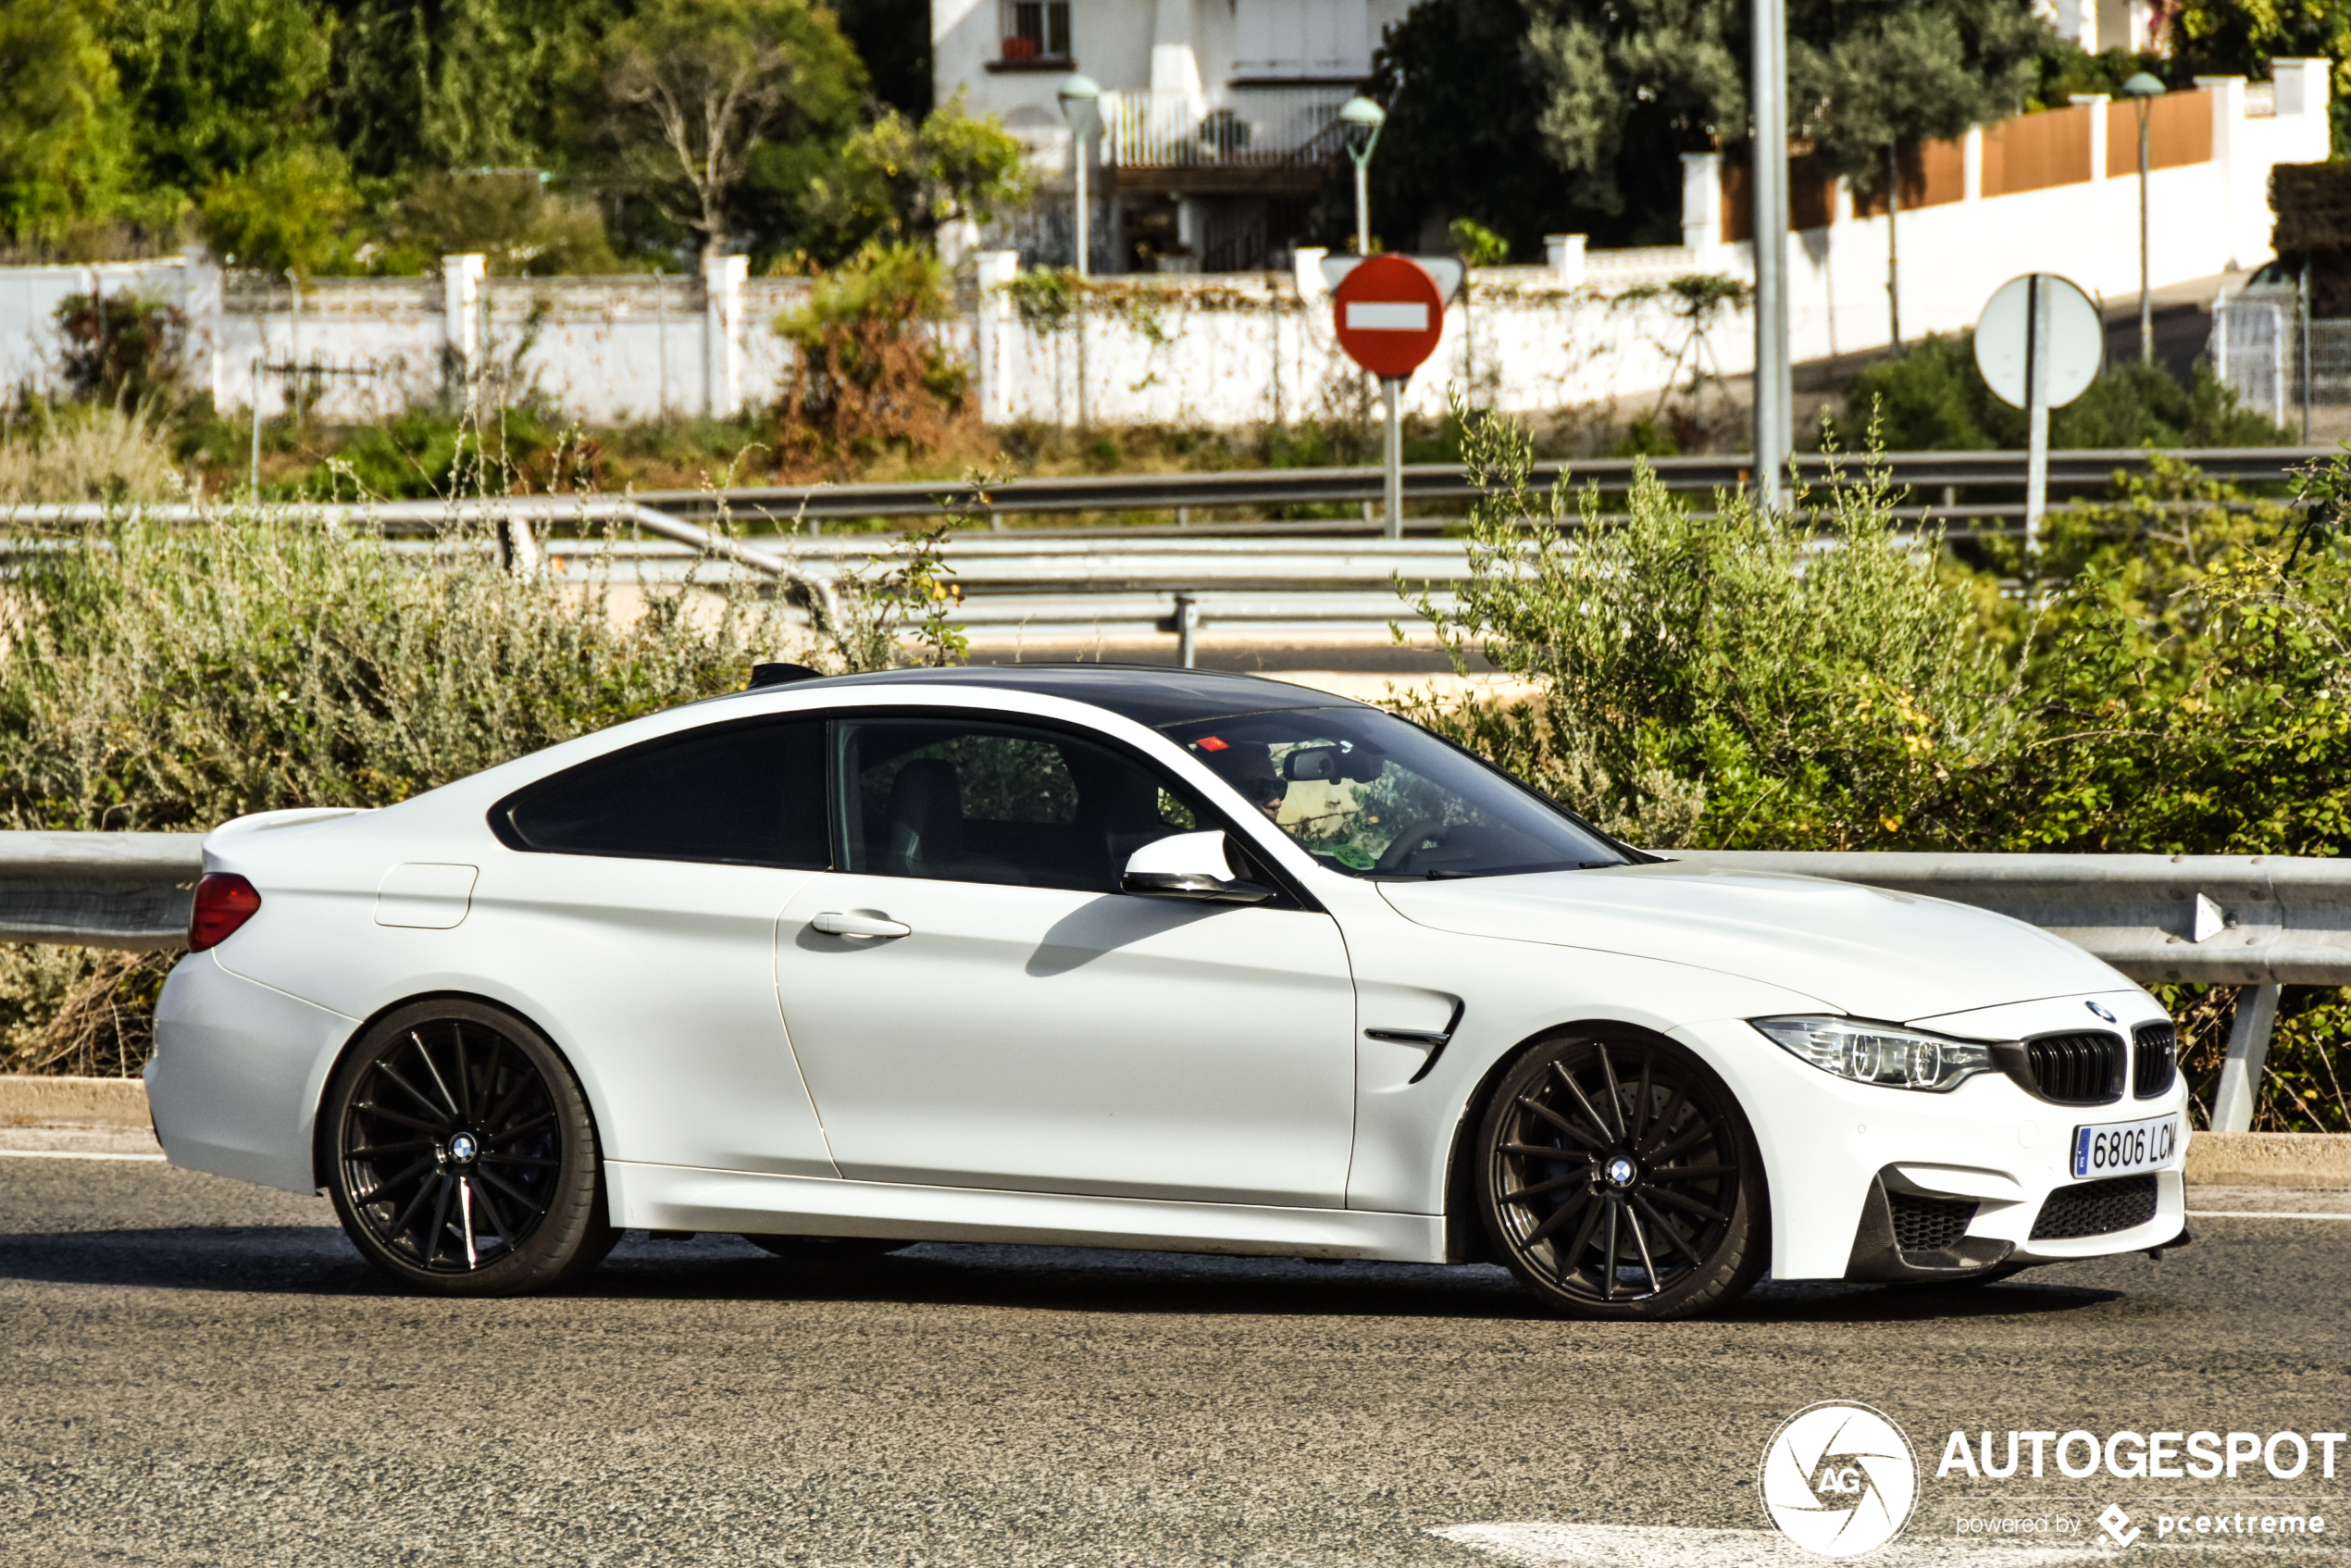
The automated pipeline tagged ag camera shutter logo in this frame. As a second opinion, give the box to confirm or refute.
[1760,1401,1920,1557]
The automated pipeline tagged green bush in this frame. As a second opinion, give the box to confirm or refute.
[1821,332,2288,451]
[198,143,363,278]
[0,504,788,832]
[1399,410,2013,850]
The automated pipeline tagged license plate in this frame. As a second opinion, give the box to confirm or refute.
[2071,1114,2181,1180]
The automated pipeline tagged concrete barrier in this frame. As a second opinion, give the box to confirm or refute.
[0,1075,153,1127]
[5,1072,2348,1186]
[2185,1132,2351,1188]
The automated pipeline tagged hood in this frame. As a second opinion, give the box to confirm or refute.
[1378,862,2128,1025]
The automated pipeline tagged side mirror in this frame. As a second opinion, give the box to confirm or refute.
[1121,830,1274,903]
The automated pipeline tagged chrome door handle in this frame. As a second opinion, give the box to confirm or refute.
[812,911,912,940]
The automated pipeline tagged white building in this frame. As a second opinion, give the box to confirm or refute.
[931,0,1409,271]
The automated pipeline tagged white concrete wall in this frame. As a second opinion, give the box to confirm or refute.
[0,65,2325,431]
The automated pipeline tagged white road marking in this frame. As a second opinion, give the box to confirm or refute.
[1432,1522,2108,1565]
[2188,1210,2351,1220]
[0,1149,167,1163]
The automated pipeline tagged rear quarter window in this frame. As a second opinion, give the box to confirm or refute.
[493,717,828,868]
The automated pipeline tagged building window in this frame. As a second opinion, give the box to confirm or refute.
[1001,0,1071,63]
[1233,0,1370,79]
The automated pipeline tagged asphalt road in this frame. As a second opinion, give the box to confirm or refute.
[2,1151,2348,1568]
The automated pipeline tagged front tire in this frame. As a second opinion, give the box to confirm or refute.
[1474,1031,1767,1321]
[325,1001,616,1296]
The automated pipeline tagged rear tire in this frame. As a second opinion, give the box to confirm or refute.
[1474,1031,1767,1321]
[325,1000,616,1296]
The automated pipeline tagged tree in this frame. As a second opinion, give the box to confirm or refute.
[1791,0,2044,347]
[591,0,867,260]
[323,0,633,176]
[103,0,336,205]
[828,0,929,118]
[2167,0,2351,156]
[1349,0,1599,254]
[0,0,133,246]
[199,143,364,276]
[1361,0,2046,256]
[793,94,1030,261]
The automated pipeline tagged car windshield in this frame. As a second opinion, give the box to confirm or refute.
[1164,706,1633,878]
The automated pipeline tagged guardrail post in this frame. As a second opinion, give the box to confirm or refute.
[2211,982,2283,1133]
[1173,592,1200,668]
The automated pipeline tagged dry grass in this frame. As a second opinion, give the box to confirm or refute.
[0,404,184,504]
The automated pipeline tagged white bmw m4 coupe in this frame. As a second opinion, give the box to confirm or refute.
[148,665,2189,1318]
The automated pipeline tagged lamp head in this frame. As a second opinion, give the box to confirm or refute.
[2121,72,2165,98]
[1058,72,1101,134]
[1338,94,1386,159]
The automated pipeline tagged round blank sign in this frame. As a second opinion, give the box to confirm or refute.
[1974,274,2103,409]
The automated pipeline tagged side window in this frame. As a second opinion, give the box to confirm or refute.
[497,718,828,868]
[836,716,1203,891]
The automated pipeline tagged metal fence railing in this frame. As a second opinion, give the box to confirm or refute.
[2213,300,2351,432]
[1100,87,1350,169]
[0,831,2332,1131]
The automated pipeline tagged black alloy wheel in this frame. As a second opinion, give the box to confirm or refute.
[325,1001,616,1296]
[1475,1032,1767,1321]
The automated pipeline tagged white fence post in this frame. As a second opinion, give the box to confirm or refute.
[973,250,1020,426]
[1680,152,1724,257]
[181,247,224,409]
[442,254,485,384]
[703,253,748,418]
[1545,234,1588,285]
[2196,76,2247,271]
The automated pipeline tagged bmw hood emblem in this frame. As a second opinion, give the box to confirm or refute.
[2085,1001,2117,1023]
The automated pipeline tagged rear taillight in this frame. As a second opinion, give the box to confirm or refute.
[189,873,263,951]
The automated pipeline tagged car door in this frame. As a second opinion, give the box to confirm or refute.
[773,710,1360,1209]
[482,714,840,1176]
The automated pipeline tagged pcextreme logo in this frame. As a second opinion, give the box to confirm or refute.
[1760,1401,1921,1558]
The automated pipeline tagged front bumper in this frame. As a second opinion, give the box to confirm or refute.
[1672,993,2190,1281]
[1843,1164,2188,1281]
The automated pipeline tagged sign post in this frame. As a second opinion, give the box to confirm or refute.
[1330,255,1448,539]
[1974,273,2101,563]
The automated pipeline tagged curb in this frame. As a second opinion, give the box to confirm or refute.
[2185,1132,2351,1188]
[0,1075,152,1128]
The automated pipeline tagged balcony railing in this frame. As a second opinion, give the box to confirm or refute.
[1101,87,1353,168]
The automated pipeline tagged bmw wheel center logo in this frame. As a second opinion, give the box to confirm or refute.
[446,1132,479,1164]
[1605,1156,1636,1187]
[1760,1401,1919,1557]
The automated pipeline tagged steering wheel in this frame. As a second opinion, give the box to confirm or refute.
[1373,817,1449,874]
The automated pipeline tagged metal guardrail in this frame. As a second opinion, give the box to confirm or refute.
[1673,850,2335,1131]
[0,834,2331,1129]
[627,447,2343,525]
[0,833,204,950]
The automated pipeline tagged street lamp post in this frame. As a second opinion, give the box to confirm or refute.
[1338,96,1386,254]
[1057,74,1101,278]
[1749,0,1792,509]
[2121,72,2165,366]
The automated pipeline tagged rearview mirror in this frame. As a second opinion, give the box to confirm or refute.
[1121,830,1273,903]
[1282,744,1383,783]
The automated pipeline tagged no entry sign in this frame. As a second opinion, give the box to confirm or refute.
[1332,255,1445,380]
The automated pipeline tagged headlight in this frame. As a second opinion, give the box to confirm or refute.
[1750,1015,1996,1093]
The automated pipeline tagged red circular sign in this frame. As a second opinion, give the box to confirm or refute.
[1332,255,1446,380]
